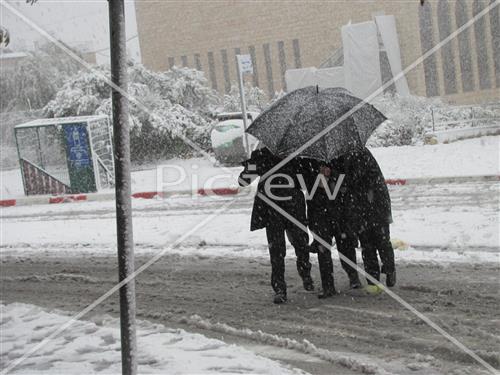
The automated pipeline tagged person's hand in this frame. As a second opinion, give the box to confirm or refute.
[238,164,257,187]
[320,165,331,177]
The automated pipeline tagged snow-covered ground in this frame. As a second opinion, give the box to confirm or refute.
[0,303,304,374]
[1,180,498,255]
[370,135,499,179]
[1,136,499,374]
[1,136,499,199]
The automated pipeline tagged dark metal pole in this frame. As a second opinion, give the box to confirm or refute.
[35,127,44,169]
[108,1,137,374]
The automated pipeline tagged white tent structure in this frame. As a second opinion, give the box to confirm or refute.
[285,15,410,100]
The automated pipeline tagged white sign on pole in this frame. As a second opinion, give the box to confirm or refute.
[237,54,253,74]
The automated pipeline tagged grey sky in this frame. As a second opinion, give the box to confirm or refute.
[0,0,140,63]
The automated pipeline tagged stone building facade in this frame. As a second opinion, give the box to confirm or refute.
[135,0,499,104]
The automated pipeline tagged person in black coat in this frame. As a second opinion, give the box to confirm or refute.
[330,147,396,287]
[238,147,314,304]
[301,158,361,298]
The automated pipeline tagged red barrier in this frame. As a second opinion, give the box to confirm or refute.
[197,187,240,196]
[49,195,87,204]
[132,191,162,199]
[0,199,17,207]
[385,179,407,185]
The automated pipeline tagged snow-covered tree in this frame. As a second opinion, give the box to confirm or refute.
[159,67,220,115]
[43,62,219,162]
[0,46,80,112]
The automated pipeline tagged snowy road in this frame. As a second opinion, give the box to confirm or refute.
[2,180,499,251]
[1,180,499,374]
[1,252,499,374]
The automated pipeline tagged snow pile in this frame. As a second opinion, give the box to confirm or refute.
[0,302,304,374]
[184,314,383,375]
[371,135,499,178]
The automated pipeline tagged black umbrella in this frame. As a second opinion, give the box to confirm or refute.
[246,86,387,161]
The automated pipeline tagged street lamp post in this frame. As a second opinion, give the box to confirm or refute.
[108,1,137,374]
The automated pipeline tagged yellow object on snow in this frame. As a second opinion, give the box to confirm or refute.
[365,284,384,295]
[391,238,409,250]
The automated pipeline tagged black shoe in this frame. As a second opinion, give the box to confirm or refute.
[318,288,336,299]
[273,293,287,304]
[302,276,315,291]
[348,273,362,289]
[386,271,396,287]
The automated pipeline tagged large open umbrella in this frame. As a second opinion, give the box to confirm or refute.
[246,86,386,161]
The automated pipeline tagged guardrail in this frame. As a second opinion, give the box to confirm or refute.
[430,103,500,132]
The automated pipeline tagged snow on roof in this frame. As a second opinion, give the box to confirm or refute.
[15,115,108,129]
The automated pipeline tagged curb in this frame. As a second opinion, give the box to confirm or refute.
[1,175,498,208]
[385,174,499,186]
[0,187,249,208]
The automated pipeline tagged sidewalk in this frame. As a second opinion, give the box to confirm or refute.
[2,136,498,208]
[1,173,498,208]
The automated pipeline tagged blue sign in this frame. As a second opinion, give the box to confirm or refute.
[64,124,91,168]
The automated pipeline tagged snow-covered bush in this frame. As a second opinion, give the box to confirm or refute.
[369,94,499,147]
[369,94,442,147]
[430,102,500,129]
[222,83,269,113]
[44,63,218,163]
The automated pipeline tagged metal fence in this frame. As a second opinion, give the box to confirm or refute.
[430,103,500,132]
[88,117,114,189]
[15,124,70,186]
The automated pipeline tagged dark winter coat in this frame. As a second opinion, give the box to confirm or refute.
[329,147,392,232]
[238,148,307,231]
[297,158,338,224]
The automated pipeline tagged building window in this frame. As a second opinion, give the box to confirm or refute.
[277,41,287,91]
[194,53,202,71]
[419,1,440,96]
[168,57,175,69]
[248,45,259,87]
[437,0,457,94]
[473,0,492,89]
[292,39,302,69]
[221,49,231,93]
[489,0,500,87]
[181,55,188,67]
[263,43,274,96]
[455,0,475,92]
[207,51,217,90]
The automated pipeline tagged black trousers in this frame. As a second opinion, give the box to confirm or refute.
[310,218,358,291]
[358,223,395,284]
[265,223,311,294]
